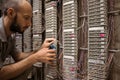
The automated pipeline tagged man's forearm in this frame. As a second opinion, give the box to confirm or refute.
[0,55,36,80]
[15,51,36,61]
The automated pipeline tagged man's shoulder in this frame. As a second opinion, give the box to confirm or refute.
[0,17,6,41]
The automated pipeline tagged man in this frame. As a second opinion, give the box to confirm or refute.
[0,0,56,80]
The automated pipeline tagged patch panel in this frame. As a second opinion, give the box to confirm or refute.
[15,33,22,52]
[32,0,43,71]
[32,0,42,51]
[24,27,31,52]
[87,0,108,79]
[63,0,78,80]
[45,1,57,80]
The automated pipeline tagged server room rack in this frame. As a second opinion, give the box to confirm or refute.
[45,1,58,80]
[23,26,32,52]
[32,0,44,80]
[15,33,23,52]
[0,0,114,80]
[32,0,42,51]
[87,0,108,79]
[62,0,78,80]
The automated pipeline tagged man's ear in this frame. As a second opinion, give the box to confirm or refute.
[6,8,16,18]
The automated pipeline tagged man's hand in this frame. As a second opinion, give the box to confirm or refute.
[41,38,56,49]
[33,48,56,64]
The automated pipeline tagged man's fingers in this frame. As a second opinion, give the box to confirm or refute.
[48,49,56,53]
[46,38,56,43]
[47,53,56,58]
[48,57,56,61]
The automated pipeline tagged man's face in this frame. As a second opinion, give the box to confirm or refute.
[10,4,32,34]
[10,13,23,34]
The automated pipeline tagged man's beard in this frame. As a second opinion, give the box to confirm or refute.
[10,14,23,34]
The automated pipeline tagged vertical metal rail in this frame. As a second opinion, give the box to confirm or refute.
[57,0,63,80]
[41,0,46,80]
[77,0,88,79]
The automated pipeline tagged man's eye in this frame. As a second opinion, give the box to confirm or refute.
[24,17,29,20]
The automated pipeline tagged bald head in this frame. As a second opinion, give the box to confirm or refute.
[2,0,32,16]
[2,0,32,34]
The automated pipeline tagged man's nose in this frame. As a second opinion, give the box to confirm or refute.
[26,21,31,27]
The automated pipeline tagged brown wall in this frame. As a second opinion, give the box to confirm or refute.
[108,0,120,80]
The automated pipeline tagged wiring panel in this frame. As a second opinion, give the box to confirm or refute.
[32,0,42,51]
[45,1,58,80]
[87,0,108,79]
[15,33,23,52]
[24,27,31,52]
[62,0,78,80]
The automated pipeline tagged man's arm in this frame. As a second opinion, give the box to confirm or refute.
[0,53,36,80]
[12,38,55,61]
[0,38,56,80]
[12,51,35,61]
[0,48,56,80]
